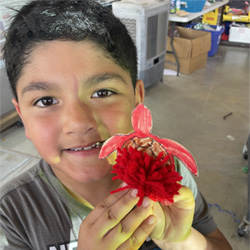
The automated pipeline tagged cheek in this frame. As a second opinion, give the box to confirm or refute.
[99,103,134,135]
[24,117,59,152]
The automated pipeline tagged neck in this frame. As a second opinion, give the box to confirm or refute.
[70,176,122,207]
[53,169,122,207]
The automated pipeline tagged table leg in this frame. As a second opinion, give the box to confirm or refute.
[166,22,180,76]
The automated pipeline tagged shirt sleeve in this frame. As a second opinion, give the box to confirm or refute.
[0,214,31,250]
[192,191,217,235]
[175,157,217,235]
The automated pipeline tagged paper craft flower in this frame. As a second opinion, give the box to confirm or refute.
[99,104,198,206]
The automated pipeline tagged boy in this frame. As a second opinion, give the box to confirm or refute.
[0,1,232,249]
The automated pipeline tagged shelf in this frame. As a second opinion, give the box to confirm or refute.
[220,40,250,48]
[223,5,250,23]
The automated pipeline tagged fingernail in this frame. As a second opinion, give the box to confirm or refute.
[120,182,128,188]
[131,189,138,198]
[142,197,150,208]
[147,215,156,225]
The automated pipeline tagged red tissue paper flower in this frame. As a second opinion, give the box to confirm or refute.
[99,104,198,206]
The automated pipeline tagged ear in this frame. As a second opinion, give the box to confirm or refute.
[12,98,22,118]
[12,98,31,140]
[134,80,145,106]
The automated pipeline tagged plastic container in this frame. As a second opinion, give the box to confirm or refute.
[170,0,176,14]
[186,24,225,56]
[176,0,181,11]
[229,25,250,44]
[180,0,206,13]
[208,26,225,56]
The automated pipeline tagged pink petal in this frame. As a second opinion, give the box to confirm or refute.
[156,137,198,176]
[99,134,134,159]
[132,104,152,134]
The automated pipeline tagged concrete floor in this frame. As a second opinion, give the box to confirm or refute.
[0,45,249,249]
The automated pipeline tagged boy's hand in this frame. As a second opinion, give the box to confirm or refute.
[78,188,157,250]
[150,186,195,245]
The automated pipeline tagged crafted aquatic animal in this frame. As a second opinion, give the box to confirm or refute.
[99,104,198,206]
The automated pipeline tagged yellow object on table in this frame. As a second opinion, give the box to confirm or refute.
[202,8,218,25]
[223,6,250,22]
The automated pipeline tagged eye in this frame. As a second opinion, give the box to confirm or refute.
[91,89,116,98]
[34,96,58,107]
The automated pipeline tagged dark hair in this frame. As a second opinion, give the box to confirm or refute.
[3,0,138,100]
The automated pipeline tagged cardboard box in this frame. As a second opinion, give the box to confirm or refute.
[165,26,211,74]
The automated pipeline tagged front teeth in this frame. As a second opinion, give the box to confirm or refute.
[69,141,103,151]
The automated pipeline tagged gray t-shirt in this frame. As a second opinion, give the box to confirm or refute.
[0,159,217,250]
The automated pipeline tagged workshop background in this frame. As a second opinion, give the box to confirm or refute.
[1,0,250,249]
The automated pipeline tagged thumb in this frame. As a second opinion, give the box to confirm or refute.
[173,186,195,210]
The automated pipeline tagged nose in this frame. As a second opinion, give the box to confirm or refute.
[62,101,97,136]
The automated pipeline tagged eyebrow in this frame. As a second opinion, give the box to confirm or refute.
[21,73,128,96]
[84,73,127,87]
[21,81,59,96]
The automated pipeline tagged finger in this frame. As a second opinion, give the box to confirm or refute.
[79,188,139,249]
[102,197,154,246]
[173,186,195,209]
[97,189,140,236]
[83,188,139,240]
[117,214,157,250]
[86,185,134,225]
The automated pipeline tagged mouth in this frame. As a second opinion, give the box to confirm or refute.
[67,141,105,152]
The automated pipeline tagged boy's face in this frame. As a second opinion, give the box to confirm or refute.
[13,40,144,184]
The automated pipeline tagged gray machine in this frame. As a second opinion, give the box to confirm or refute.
[112,0,170,88]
